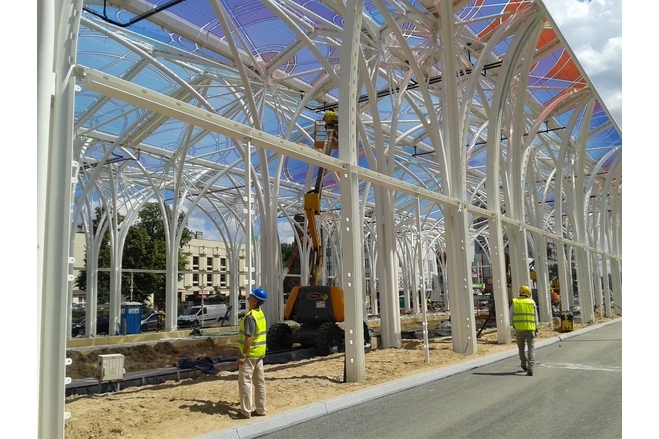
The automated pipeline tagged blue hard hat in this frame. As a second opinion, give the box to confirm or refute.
[250,288,268,304]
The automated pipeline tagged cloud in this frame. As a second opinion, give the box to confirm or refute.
[544,0,622,128]
[573,36,622,122]
[278,218,295,244]
[574,37,622,77]
[186,214,221,241]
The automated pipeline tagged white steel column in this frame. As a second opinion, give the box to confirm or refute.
[557,241,572,313]
[82,215,101,334]
[507,230,531,299]
[610,256,622,310]
[37,0,55,357]
[487,215,511,343]
[572,100,596,324]
[376,216,401,348]
[600,203,612,317]
[244,141,255,305]
[575,246,594,323]
[254,149,281,330]
[587,199,603,313]
[608,179,622,308]
[597,187,610,316]
[439,0,476,355]
[601,252,612,317]
[504,12,542,301]
[411,230,421,314]
[417,197,430,363]
[483,9,543,346]
[338,0,366,382]
[165,225,180,330]
[482,37,511,343]
[365,232,378,316]
[39,1,83,437]
[108,206,125,334]
[532,232,552,322]
[591,251,604,313]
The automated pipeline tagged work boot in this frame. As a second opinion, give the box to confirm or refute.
[527,370,533,376]
[234,411,251,419]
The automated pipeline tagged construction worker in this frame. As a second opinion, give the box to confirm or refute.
[510,285,539,376]
[156,309,165,331]
[323,109,338,129]
[551,291,560,303]
[236,288,268,419]
[551,290,561,312]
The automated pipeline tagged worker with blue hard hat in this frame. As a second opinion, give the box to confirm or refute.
[236,288,268,419]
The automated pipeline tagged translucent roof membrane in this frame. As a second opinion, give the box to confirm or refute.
[75,0,621,234]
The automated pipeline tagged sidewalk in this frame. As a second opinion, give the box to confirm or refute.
[194,318,621,439]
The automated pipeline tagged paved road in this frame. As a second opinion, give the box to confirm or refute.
[255,321,622,439]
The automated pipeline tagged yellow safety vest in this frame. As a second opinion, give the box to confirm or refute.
[512,297,536,331]
[238,308,267,357]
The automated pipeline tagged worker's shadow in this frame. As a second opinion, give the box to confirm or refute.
[179,398,238,416]
[268,374,343,384]
[471,371,524,376]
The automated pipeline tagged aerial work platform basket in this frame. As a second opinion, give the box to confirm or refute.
[314,120,338,150]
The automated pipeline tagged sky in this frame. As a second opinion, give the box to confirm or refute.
[543,0,623,130]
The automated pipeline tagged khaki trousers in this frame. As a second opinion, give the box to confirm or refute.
[515,329,536,372]
[238,356,266,417]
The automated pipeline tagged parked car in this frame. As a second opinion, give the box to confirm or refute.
[140,312,159,332]
[71,315,110,336]
[177,304,228,328]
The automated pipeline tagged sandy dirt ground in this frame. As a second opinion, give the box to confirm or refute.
[64,314,619,439]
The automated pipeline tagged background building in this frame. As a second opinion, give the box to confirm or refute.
[73,231,246,308]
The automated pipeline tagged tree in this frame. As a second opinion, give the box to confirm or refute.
[280,242,296,266]
[75,203,192,307]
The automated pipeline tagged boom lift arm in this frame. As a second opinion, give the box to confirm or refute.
[304,122,338,286]
[268,121,356,356]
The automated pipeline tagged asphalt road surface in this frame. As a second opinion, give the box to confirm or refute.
[256,321,622,439]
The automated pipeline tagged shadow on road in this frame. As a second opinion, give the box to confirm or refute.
[471,371,523,376]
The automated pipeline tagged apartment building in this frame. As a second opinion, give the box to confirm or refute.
[72,231,245,306]
[179,232,246,303]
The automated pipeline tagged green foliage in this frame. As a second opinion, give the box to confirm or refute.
[280,242,296,265]
[75,203,192,308]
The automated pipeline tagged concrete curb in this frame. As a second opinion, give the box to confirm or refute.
[194,318,621,439]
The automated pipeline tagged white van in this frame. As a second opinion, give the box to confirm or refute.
[177,304,228,328]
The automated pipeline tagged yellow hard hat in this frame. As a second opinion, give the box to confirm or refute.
[519,285,531,297]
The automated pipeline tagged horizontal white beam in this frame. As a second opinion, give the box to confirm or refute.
[78,67,460,208]
[78,67,618,261]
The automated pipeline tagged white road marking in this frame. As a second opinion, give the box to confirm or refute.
[539,362,621,373]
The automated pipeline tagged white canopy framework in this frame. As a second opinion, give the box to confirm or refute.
[37,1,621,437]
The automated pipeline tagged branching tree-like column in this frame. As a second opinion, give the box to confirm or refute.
[338,0,367,382]
[438,0,477,355]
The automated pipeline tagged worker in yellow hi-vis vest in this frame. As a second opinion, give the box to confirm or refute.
[235,288,268,419]
[510,285,539,376]
[323,109,338,129]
